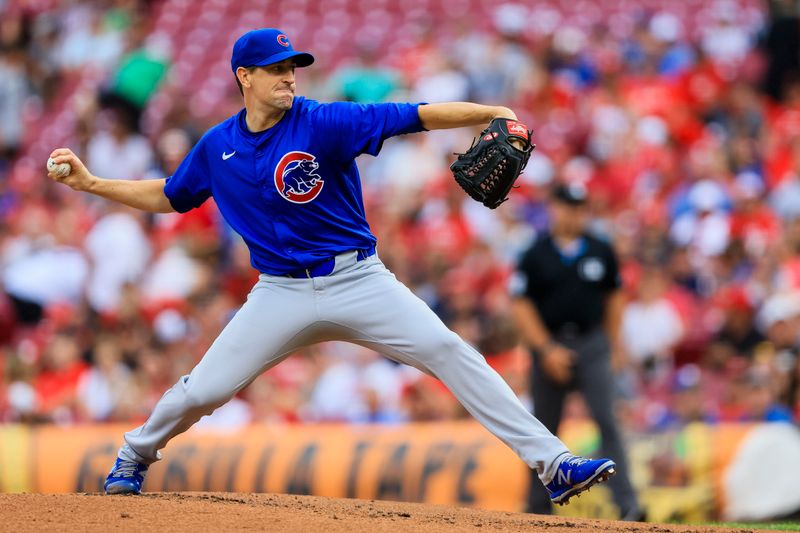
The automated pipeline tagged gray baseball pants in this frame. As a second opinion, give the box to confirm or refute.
[120,251,569,482]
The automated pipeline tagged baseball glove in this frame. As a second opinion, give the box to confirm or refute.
[450,118,534,209]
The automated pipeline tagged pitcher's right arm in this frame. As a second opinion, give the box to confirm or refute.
[48,148,175,213]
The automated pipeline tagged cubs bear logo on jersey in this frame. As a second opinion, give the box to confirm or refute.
[274,151,324,203]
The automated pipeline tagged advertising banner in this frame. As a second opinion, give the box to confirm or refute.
[2,421,799,521]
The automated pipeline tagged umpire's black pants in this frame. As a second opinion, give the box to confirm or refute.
[527,327,639,516]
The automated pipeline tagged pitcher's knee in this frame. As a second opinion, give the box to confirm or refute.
[420,333,472,368]
[182,380,232,413]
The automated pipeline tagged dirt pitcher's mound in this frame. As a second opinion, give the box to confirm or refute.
[0,493,763,533]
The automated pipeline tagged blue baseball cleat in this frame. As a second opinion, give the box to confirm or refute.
[545,454,616,505]
[104,457,149,495]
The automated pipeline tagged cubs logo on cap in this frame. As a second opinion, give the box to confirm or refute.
[277,34,290,47]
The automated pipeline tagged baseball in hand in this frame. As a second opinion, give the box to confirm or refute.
[47,157,71,178]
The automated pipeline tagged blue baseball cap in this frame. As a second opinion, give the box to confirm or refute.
[230,28,314,73]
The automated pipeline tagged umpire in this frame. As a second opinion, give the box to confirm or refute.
[510,183,642,519]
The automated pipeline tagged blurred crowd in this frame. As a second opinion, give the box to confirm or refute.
[1,0,800,431]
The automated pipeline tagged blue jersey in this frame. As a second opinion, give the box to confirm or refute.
[163,97,424,275]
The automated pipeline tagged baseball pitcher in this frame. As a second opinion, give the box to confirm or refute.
[48,28,616,506]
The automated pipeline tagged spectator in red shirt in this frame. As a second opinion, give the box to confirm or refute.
[34,333,89,423]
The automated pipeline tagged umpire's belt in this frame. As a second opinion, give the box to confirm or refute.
[284,246,376,279]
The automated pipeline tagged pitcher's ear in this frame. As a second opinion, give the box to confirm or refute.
[236,66,253,89]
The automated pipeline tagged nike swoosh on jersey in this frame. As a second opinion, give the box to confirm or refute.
[222,151,236,160]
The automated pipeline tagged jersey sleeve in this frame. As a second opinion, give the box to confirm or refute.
[163,137,212,213]
[311,101,425,160]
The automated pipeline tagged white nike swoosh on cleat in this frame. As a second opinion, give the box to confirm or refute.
[222,151,236,160]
